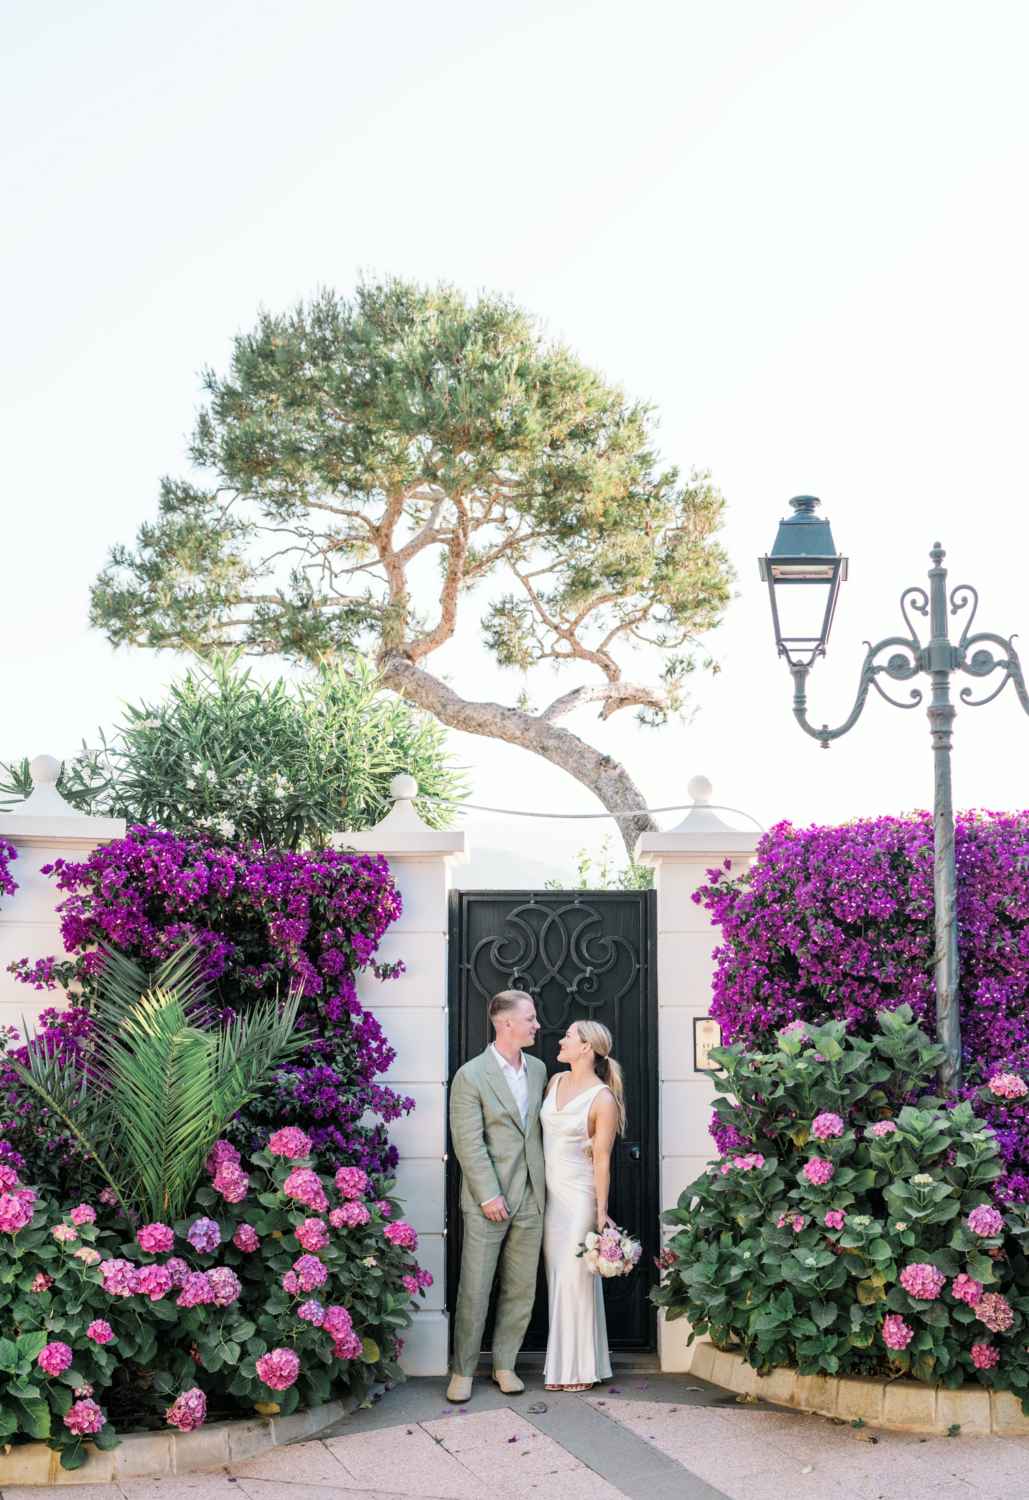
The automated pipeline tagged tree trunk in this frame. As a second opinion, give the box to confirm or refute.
[377,650,658,856]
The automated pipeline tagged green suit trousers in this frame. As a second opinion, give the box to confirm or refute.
[451,1190,544,1376]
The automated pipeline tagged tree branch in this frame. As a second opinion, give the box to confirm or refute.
[539,682,671,724]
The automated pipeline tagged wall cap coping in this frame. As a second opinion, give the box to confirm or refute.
[634,831,761,863]
[0,1396,357,1485]
[690,1343,1029,1435]
[329,828,469,861]
[0,813,126,844]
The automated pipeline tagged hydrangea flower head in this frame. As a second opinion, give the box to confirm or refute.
[233,1224,260,1253]
[165,1387,207,1432]
[298,1299,325,1323]
[136,1264,173,1301]
[968,1205,1005,1237]
[213,1162,249,1203]
[87,1320,113,1344]
[98,1258,139,1297]
[0,1165,18,1192]
[952,1272,983,1304]
[973,1292,1014,1332]
[812,1112,845,1140]
[256,1347,301,1390]
[292,1253,328,1292]
[70,1204,96,1225]
[384,1221,418,1250]
[824,1210,847,1230]
[52,1223,78,1244]
[881,1314,914,1350]
[732,1153,764,1172]
[74,1245,100,1266]
[65,1399,105,1436]
[165,1257,190,1287]
[331,1202,370,1229]
[137,1222,174,1255]
[176,1272,215,1308]
[31,1272,52,1292]
[972,1343,1000,1369]
[988,1072,1028,1099]
[776,1211,806,1232]
[296,1218,330,1251]
[283,1168,328,1213]
[802,1158,834,1186]
[899,1262,946,1300]
[335,1166,369,1199]
[38,1341,73,1375]
[268,1126,313,1159]
[373,1199,393,1218]
[869,1120,898,1137]
[912,1173,934,1186]
[207,1266,242,1306]
[187,1217,221,1253]
[206,1139,240,1175]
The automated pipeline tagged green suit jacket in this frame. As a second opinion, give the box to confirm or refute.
[449,1046,547,1216]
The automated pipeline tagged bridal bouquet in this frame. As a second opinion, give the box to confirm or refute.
[578,1223,642,1278]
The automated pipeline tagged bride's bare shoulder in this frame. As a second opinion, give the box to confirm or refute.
[544,1072,564,1098]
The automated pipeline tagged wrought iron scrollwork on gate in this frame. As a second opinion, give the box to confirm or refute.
[465,895,639,1035]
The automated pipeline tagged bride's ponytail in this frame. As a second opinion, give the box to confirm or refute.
[576,1020,627,1134]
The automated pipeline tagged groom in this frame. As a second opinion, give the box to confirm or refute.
[447,989,547,1403]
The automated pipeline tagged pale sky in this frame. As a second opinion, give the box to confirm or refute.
[4,1,1029,882]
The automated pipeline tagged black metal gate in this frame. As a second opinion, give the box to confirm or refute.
[446,889,659,1355]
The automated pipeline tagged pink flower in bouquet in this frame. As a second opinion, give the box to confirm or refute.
[137,1264,173,1301]
[176,1272,215,1308]
[296,1218,330,1251]
[99,1258,139,1296]
[968,1205,1005,1237]
[882,1314,914,1350]
[70,1204,96,1225]
[335,1166,369,1199]
[899,1263,946,1300]
[87,1320,113,1345]
[269,1126,313,1159]
[972,1343,1000,1369]
[206,1139,240,1174]
[869,1120,898,1137]
[293,1253,328,1292]
[952,1273,983,1304]
[812,1112,845,1140]
[187,1217,221,1253]
[74,1246,100,1265]
[384,1221,417,1251]
[38,1342,73,1376]
[973,1292,1014,1332]
[213,1162,249,1203]
[803,1158,834,1186]
[600,1240,622,1261]
[330,1202,369,1229]
[988,1072,1028,1099]
[284,1168,328,1213]
[165,1387,207,1432]
[298,1299,325,1323]
[31,1272,52,1292]
[0,1165,18,1192]
[65,1399,104,1436]
[256,1348,300,1390]
[207,1266,242,1306]
[165,1256,190,1287]
[52,1223,78,1243]
[233,1224,260,1253]
[824,1210,847,1230]
[137,1222,174,1254]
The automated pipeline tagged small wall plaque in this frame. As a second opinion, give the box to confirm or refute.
[694,1016,722,1072]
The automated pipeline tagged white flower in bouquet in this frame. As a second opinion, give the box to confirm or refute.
[584,1232,600,1250]
[577,1222,640,1277]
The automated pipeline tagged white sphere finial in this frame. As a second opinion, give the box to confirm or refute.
[687,774,713,804]
[30,755,61,785]
[389,773,418,802]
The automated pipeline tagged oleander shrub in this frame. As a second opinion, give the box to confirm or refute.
[696,811,1029,1198]
[652,1008,1029,1402]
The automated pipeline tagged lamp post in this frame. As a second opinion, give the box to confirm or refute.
[761,496,1029,1093]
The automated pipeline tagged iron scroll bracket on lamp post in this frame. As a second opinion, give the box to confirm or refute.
[761,497,1029,1094]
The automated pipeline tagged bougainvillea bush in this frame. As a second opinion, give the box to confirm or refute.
[0,1128,430,1467]
[7,827,408,1189]
[652,1008,1029,1402]
[696,811,1029,1197]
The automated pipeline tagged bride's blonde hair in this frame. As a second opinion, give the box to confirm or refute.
[575,1020,627,1134]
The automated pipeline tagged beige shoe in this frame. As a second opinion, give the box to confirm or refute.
[492,1369,524,1395]
[447,1374,473,1403]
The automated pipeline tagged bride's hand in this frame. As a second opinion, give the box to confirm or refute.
[597,1210,614,1231]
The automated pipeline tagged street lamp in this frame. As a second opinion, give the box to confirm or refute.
[761,497,1029,1093]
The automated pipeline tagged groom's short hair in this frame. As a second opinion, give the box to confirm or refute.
[489,989,530,1024]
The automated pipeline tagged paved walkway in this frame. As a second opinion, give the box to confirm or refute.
[5,1374,1029,1500]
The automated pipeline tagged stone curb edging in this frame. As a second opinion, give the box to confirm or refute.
[691,1342,1029,1435]
[0,1398,358,1487]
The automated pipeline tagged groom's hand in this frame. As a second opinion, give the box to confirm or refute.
[482,1195,510,1221]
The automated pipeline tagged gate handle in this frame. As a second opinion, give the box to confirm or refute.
[629,1146,641,1162]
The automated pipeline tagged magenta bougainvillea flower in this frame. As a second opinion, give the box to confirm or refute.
[268,1126,313,1159]
[256,1347,300,1390]
[812,1112,845,1140]
[38,1342,73,1376]
[881,1314,914,1351]
[64,1399,105,1436]
[951,1273,983,1304]
[802,1159,834,1186]
[137,1222,174,1255]
[165,1387,207,1432]
[899,1263,946,1300]
[968,1205,1005,1237]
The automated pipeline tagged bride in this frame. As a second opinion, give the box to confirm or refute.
[541,1019,626,1392]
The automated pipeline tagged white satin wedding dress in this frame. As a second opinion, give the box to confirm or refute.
[541,1080,612,1387]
